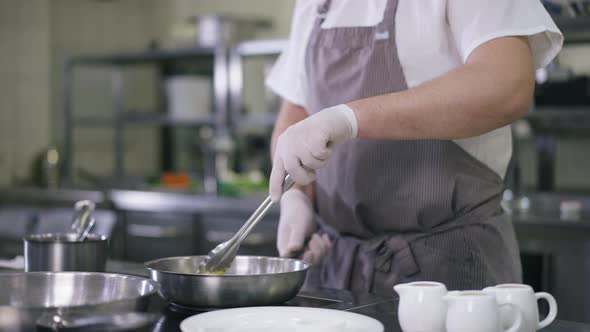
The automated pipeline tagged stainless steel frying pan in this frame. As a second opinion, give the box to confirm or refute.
[145,255,309,308]
[0,272,158,331]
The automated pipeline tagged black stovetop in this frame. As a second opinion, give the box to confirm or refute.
[146,288,400,332]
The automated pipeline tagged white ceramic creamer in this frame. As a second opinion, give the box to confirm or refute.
[445,290,523,332]
[394,281,448,332]
[484,284,558,332]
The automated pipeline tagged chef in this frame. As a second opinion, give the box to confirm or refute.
[266,0,563,293]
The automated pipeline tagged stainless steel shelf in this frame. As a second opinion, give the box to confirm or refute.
[531,106,590,115]
[0,188,106,207]
[63,41,286,191]
[553,16,590,44]
[119,111,214,127]
[68,47,217,66]
[528,106,590,132]
[235,113,277,128]
[74,113,215,127]
[109,189,278,216]
[234,39,288,57]
[525,106,590,191]
[73,116,114,127]
[228,39,286,134]
[62,47,229,191]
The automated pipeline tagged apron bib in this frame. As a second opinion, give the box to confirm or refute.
[303,0,522,293]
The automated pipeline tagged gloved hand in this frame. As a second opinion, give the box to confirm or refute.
[277,188,315,258]
[302,233,332,266]
[270,104,358,201]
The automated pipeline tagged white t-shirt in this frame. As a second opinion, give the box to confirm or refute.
[265,0,563,177]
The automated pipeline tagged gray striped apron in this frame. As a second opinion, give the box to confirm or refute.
[304,0,522,293]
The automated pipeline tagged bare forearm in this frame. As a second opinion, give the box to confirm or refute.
[271,101,315,199]
[349,37,535,140]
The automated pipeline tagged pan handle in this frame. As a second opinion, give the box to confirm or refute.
[37,311,157,331]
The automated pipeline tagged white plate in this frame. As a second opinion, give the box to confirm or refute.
[180,306,385,332]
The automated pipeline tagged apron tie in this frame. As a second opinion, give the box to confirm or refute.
[355,235,420,293]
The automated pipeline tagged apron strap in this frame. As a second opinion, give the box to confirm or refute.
[377,0,398,33]
[317,0,332,20]
[318,0,397,31]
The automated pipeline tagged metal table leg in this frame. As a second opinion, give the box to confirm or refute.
[536,135,557,191]
[61,61,74,186]
[111,68,125,179]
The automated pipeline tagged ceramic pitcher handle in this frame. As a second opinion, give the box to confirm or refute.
[536,292,558,329]
[499,303,523,332]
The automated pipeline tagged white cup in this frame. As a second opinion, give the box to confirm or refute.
[484,284,558,332]
[445,290,523,332]
[394,281,448,332]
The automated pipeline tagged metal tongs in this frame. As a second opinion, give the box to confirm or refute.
[70,200,96,242]
[198,175,295,274]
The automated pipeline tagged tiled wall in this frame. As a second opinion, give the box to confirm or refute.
[0,0,51,186]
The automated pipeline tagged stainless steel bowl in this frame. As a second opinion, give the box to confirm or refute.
[145,255,309,308]
[23,232,108,272]
[0,272,158,331]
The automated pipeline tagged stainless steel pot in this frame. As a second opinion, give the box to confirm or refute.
[145,255,309,308]
[23,233,108,272]
[0,272,158,331]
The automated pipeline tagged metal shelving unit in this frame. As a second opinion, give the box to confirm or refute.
[228,39,287,130]
[73,113,215,128]
[553,16,590,44]
[526,15,590,191]
[61,47,229,195]
[528,106,590,133]
[66,47,221,65]
[526,106,590,191]
[61,39,289,195]
[223,39,287,176]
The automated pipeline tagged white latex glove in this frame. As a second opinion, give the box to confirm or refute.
[302,233,332,266]
[277,188,316,258]
[270,104,358,201]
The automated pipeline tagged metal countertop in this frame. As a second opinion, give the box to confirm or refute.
[4,188,590,228]
[0,187,279,216]
[0,260,588,331]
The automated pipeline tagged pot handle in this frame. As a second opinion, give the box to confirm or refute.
[499,303,523,332]
[536,292,558,329]
[71,200,96,240]
[37,311,157,331]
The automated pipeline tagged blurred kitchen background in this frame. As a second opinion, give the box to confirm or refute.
[2,0,590,323]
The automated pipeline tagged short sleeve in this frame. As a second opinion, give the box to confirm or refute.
[447,0,564,69]
[265,0,316,108]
